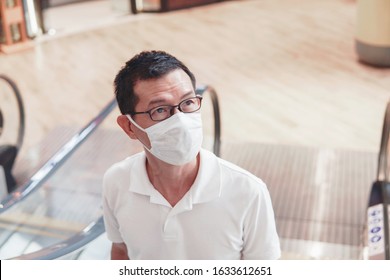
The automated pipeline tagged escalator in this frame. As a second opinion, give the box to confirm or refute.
[366,101,390,260]
[0,79,221,259]
[3,74,388,260]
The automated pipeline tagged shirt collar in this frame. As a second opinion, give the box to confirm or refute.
[128,152,154,196]
[128,149,222,205]
[190,149,222,204]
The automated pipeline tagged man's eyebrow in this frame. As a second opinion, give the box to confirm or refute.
[147,91,195,108]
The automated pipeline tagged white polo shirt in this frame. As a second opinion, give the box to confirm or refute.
[102,149,281,260]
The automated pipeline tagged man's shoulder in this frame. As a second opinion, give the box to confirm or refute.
[202,149,268,194]
[102,152,145,198]
[104,152,144,180]
[218,157,265,185]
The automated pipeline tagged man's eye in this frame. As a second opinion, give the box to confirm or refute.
[184,100,195,106]
[154,107,168,114]
[181,99,196,109]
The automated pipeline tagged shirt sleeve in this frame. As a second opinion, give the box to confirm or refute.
[102,170,124,243]
[241,182,281,260]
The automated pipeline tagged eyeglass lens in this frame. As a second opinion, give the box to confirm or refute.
[150,97,201,121]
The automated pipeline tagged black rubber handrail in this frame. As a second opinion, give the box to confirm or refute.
[367,101,390,260]
[0,98,118,212]
[196,85,221,157]
[377,102,390,182]
[4,86,222,259]
[0,74,25,152]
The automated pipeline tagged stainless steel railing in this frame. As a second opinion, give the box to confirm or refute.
[0,98,117,212]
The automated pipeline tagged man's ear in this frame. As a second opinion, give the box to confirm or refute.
[117,115,137,140]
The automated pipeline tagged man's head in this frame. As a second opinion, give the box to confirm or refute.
[114,50,196,115]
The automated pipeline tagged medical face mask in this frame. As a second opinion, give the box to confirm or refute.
[127,112,203,166]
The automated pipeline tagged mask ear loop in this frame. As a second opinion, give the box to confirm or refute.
[126,114,145,131]
[126,114,153,151]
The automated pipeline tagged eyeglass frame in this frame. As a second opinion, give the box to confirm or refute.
[128,95,203,122]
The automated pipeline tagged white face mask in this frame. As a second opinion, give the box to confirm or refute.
[127,112,203,166]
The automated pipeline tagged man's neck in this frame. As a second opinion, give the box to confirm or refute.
[145,153,200,207]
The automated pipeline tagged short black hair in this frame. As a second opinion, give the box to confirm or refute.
[114,50,196,114]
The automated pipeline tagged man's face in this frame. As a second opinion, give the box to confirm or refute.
[125,69,196,148]
[133,69,195,128]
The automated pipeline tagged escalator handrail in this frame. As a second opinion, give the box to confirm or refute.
[0,74,25,152]
[371,101,390,260]
[367,102,390,260]
[10,217,105,260]
[196,85,221,157]
[4,85,222,259]
[0,98,118,212]
[377,101,390,181]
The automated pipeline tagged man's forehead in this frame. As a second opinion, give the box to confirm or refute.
[134,70,193,98]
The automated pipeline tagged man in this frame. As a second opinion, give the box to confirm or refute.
[102,50,281,260]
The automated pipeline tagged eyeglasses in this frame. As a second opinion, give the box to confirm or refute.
[130,96,203,121]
